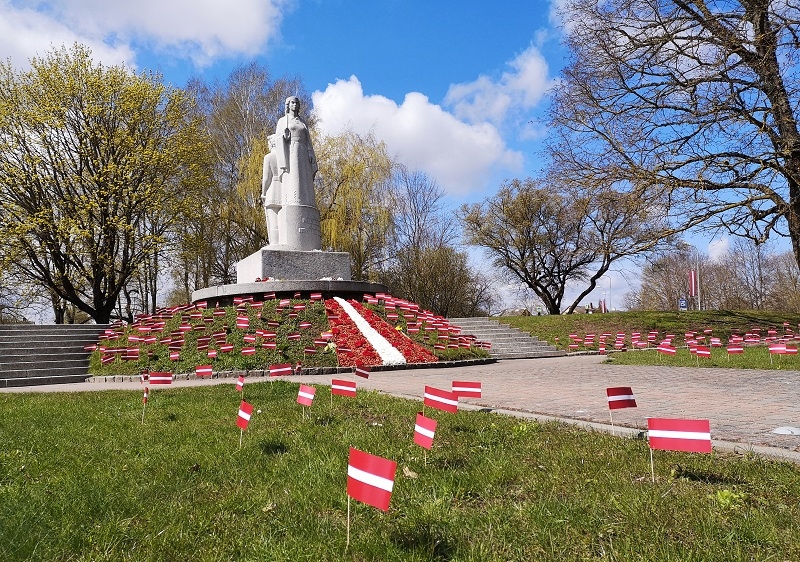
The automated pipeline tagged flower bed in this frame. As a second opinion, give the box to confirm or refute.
[346,300,438,364]
[325,299,383,367]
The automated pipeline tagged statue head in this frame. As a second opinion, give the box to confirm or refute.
[285,96,300,114]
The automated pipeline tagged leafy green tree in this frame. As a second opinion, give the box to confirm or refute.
[315,131,394,281]
[0,44,211,323]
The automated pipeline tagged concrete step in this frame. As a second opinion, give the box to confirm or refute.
[0,324,107,384]
[0,365,92,379]
[448,317,563,359]
[0,357,91,370]
[0,374,90,388]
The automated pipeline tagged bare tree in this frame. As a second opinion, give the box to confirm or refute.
[461,178,674,314]
[551,0,800,268]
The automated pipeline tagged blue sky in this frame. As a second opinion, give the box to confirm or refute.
[0,0,733,310]
[0,0,564,204]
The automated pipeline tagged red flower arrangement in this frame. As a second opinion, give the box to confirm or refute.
[325,300,382,367]
[346,300,438,364]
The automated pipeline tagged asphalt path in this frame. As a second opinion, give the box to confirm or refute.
[4,355,800,463]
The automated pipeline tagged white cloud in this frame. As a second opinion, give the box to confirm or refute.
[443,43,557,126]
[0,0,288,68]
[0,1,134,68]
[708,238,730,261]
[312,76,524,197]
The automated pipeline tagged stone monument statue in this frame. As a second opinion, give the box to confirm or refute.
[272,95,321,251]
[261,134,281,246]
[232,95,351,284]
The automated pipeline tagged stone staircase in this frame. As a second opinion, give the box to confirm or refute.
[0,324,109,387]
[448,317,564,360]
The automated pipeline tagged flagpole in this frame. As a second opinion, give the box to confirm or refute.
[346,496,351,549]
[650,448,655,483]
[609,410,614,435]
[141,402,147,424]
[239,428,243,449]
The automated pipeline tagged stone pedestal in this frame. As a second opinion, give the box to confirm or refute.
[236,248,351,284]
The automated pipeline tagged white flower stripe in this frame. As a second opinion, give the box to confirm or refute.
[334,297,406,365]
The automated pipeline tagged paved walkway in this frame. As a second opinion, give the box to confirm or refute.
[4,356,800,462]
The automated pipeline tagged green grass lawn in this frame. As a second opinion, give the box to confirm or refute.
[1,382,799,561]
[502,310,800,370]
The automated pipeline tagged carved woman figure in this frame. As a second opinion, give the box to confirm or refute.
[275,96,318,207]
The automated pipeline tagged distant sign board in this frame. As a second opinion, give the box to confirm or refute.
[679,297,688,312]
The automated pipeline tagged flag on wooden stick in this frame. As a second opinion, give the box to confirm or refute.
[347,447,396,512]
[423,386,458,413]
[606,387,637,410]
[451,381,481,398]
[413,412,437,450]
[331,379,357,398]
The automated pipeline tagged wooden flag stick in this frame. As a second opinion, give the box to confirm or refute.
[346,496,351,549]
[239,428,243,449]
[141,402,147,425]
[650,448,655,483]
[609,410,615,435]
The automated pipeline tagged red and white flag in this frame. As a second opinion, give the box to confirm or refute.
[695,345,711,358]
[207,349,218,359]
[354,365,370,379]
[451,381,481,398]
[727,343,744,354]
[169,351,180,361]
[241,346,256,356]
[656,343,676,356]
[331,378,357,398]
[297,384,316,406]
[236,375,245,392]
[769,342,786,354]
[423,386,458,413]
[270,363,293,377]
[236,315,249,330]
[648,418,712,453]
[142,387,149,404]
[688,270,697,297]
[606,386,637,410]
[149,372,173,385]
[196,365,213,378]
[413,412,437,450]
[346,447,397,512]
[237,401,253,430]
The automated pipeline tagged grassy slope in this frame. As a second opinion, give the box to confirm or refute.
[500,310,800,349]
[1,382,799,561]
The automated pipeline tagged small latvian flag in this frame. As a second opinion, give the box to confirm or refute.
[331,379,357,398]
[297,384,316,406]
[236,375,245,392]
[606,386,637,410]
[423,386,458,413]
[727,342,744,354]
[196,365,213,378]
[354,365,370,379]
[451,381,481,398]
[237,401,253,430]
[413,412,437,450]
[149,372,173,385]
[347,447,397,512]
[142,387,149,404]
[648,418,712,453]
[656,342,676,355]
[270,363,293,377]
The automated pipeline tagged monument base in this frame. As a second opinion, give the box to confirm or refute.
[191,280,389,307]
[236,248,351,285]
